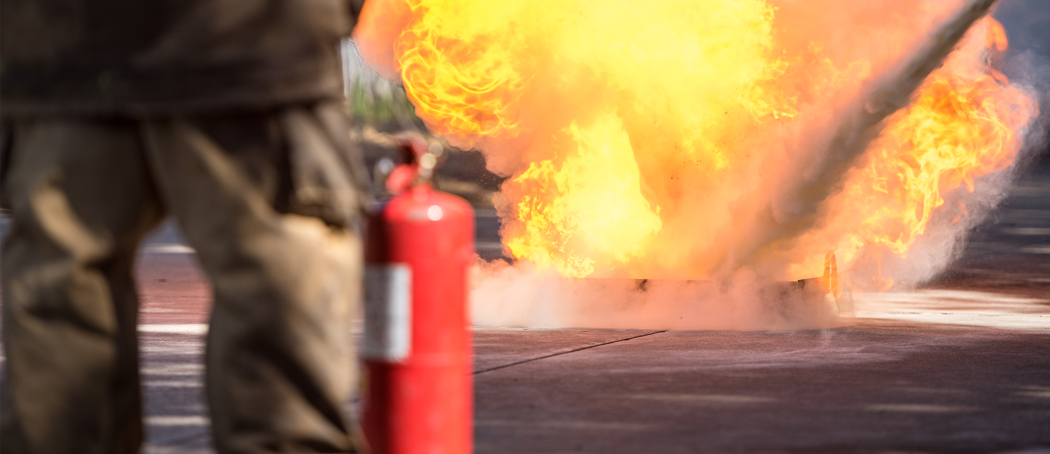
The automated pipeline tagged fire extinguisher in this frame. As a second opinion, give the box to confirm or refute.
[361,134,474,454]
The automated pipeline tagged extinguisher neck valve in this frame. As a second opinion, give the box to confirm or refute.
[389,134,446,193]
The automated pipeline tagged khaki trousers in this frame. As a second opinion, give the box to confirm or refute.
[0,103,366,453]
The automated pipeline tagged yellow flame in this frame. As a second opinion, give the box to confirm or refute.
[395,2,526,137]
[360,0,795,277]
[358,2,1037,285]
[505,114,663,277]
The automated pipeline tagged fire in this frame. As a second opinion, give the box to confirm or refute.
[505,114,663,277]
[357,1,1038,286]
[854,20,1033,256]
[787,17,1038,289]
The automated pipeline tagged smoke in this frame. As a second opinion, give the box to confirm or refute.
[996,0,1050,163]
[742,0,997,258]
[817,8,1047,291]
[356,0,1046,330]
[470,260,841,330]
[763,2,1043,291]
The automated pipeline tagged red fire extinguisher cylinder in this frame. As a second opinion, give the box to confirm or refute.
[362,136,474,454]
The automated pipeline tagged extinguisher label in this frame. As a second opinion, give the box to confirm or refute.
[363,264,412,362]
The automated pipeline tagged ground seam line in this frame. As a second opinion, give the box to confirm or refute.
[472,330,667,375]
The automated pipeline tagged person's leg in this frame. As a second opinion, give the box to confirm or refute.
[0,118,165,454]
[140,105,364,453]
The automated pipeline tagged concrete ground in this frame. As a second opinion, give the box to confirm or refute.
[1,163,1048,453]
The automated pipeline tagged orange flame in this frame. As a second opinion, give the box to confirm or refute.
[357,1,1038,285]
[858,20,1032,255]
[787,17,1038,288]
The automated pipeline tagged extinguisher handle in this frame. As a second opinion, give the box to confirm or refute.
[396,134,429,166]
[386,133,446,194]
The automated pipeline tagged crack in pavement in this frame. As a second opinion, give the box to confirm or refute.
[473,330,667,375]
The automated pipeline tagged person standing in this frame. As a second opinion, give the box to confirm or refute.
[0,0,370,452]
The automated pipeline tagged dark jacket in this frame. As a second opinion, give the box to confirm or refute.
[0,0,363,115]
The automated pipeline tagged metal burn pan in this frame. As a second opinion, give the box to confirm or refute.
[595,253,853,315]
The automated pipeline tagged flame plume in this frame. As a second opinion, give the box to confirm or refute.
[356,0,1039,290]
[785,17,1038,290]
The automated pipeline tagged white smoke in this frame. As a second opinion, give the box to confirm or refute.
[471,260,841,330]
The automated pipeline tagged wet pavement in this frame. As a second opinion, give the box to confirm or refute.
[0,163,1048,453]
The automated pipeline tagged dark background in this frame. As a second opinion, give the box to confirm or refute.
[995,0,1050,168]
